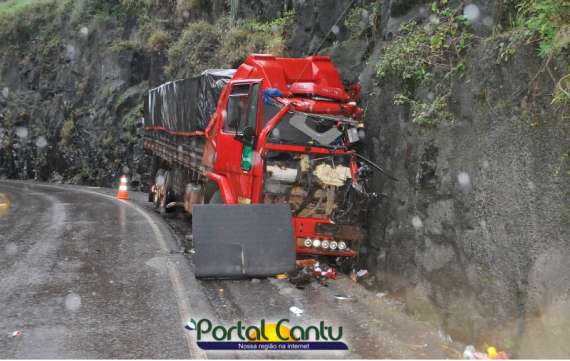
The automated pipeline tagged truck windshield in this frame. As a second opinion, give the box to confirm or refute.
[267,109,345,147]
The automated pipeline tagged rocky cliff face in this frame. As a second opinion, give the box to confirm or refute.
[0,0,568,356]
[363,40,569,356]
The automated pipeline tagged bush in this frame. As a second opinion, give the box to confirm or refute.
[166,11,294,77]
[515,0,570,57]
[344,1,380,39]
[146,30,170,52]
[375,5,472,126]
[215,12,294,67]
[166,21,220,79]
[0,0,67,47]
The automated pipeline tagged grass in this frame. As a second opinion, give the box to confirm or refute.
[0,0,59,14]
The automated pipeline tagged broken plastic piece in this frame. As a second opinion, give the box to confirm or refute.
[275,273,288,280]
[289,306,304,316]
[289,267,312,286]
[356,269,369,277]
[11,330,22,337]
[185,319,197,331]
[296,259,317,268]
[464,345,476,359]
[312,264,337,280]
[334,294,353,300]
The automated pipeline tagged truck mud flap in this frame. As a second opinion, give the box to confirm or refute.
[192,204,296,279]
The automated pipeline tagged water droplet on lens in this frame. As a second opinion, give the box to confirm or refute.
[64,293,82,311]
[5,243,17,255]
[35,136,47,148]
[412,216,423,229]
[482,16,493,27]
[463,4,480,21]
[457,172,471,191]
[15,127,28,139]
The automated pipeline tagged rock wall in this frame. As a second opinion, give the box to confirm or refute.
[356,16,569,361]
[0,0,568,356]
[0,4,152,186]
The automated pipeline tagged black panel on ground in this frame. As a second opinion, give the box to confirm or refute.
[192,204,295,279]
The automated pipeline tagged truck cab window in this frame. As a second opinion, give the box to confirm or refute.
[225,83,259,133]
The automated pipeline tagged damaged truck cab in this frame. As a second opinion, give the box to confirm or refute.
[145,54,372,261]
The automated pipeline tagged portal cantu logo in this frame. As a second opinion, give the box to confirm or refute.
[185,318,348,351]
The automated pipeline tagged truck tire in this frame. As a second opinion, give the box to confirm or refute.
[209,190,223,204]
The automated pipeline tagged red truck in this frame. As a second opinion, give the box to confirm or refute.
[144,54,381,265]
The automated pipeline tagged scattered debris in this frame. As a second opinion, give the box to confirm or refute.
[312,262,337,280]
[438,329,453,344]
[11,330,22,337]
[296,259,317,268]
[464,345,477,359]
[251,278,261,284]
[356,269,369,278]
[375,292,387,299]
[289,268,312,286]
[463,345,509,360]
[406,343,428,350]
[289,306,304,316]
[334,294,353,301]
[185,319,197,331]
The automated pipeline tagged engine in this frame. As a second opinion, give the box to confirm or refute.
[263,152,369,229]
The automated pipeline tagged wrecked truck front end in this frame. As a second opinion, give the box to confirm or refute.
[255,96,372,260]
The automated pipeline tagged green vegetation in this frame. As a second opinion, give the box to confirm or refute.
[0,0,57,14]
[60,118,75,146]
[217,12,294,67]
[166,11,294,78]
[166,21,220,79]
[344,1,380,39]
[375,4,472,126]
[146,29,170,52]
[394,92,450,126]
[498,0,569,64]
[109,39,141,53]
[0,0,69,48]
[513,0,570,58]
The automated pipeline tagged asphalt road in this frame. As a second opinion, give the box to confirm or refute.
[0,181,460,359]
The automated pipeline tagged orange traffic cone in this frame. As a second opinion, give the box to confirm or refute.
[116,175,129,200]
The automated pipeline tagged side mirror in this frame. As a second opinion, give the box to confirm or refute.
[236,126,255,146]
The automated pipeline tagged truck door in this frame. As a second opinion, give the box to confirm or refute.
[214,81,260,202]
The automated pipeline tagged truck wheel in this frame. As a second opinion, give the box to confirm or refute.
[209,190,223,204]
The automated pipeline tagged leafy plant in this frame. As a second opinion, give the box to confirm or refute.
[375,3,473,126]
[166,20,220,79]
[394,93,450,126]
[344,1,379,39]
[146,30,170,52]
[515,0,570,58]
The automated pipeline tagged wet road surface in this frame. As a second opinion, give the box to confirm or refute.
[0,181,461,358]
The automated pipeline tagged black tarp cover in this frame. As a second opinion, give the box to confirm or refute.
[144,69,235,132]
